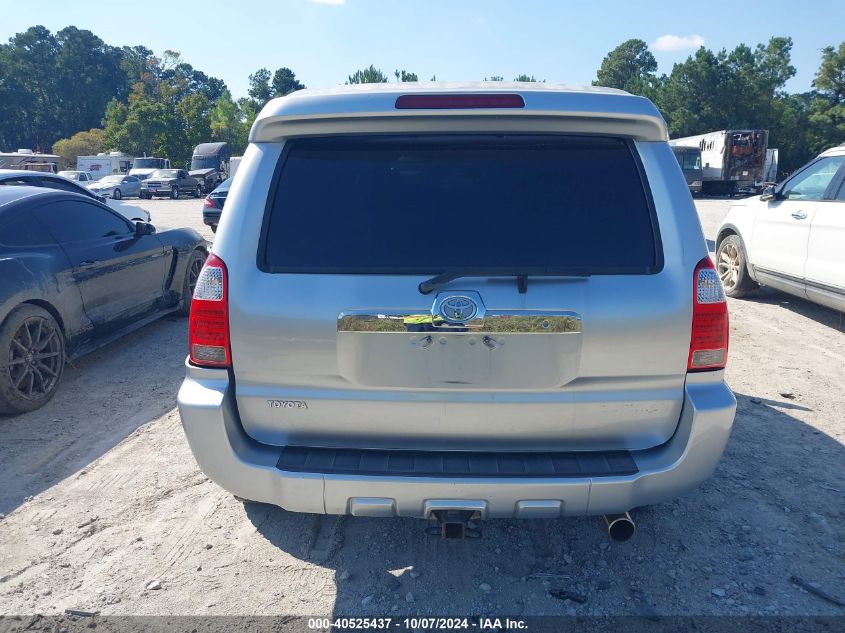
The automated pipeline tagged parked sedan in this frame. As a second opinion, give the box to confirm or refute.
[716,143,845,311]
[140,169,202,200]
[0,169,150,223]
[0,186,206,414]
[201,177,231,232]
[87,174,142,200]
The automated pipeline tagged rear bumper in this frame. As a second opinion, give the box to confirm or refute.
[202,210,222,226]
[177,363,735,518]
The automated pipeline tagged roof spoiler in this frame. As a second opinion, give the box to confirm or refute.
[249,86,668,143]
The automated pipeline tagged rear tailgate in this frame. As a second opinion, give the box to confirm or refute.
[227,130,694,452]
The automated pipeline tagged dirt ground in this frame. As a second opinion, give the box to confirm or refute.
[0,197,843,617]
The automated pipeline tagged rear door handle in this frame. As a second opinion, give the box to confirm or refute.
[791,211,807,220]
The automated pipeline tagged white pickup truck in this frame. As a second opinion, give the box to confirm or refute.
[57,170,95,184]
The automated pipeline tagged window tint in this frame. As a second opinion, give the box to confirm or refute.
[0,211,53,247]
[38,177,88,195]
[0,177,35,186]
[782,156,845,201]
[32,200,132,243]
[263,135,660,273]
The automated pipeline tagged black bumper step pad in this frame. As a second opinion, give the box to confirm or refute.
[276,446,638,478]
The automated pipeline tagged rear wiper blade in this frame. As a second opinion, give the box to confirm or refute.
[418,269,591,295]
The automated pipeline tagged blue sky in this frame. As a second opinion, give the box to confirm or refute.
[4,0,843,99]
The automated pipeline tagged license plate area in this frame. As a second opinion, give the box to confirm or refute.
[337,311,582,390]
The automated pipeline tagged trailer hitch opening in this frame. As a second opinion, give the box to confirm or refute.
[425,509,481,539]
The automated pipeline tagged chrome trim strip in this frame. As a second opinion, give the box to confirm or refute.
[756,266,845,295]
[338,311,581,333]
[753,266,803,285]
[805,279,845,296]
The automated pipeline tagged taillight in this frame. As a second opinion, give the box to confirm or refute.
[188,254,230,368]
[395,94,525,109]
[688,257,729,371]
[202,196,218,209]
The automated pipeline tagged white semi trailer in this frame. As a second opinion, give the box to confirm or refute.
[229,156,242,179]
[760,148,779,186]
[669,129,768,196]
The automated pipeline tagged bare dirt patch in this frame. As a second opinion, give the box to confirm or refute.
[1,200,843,617]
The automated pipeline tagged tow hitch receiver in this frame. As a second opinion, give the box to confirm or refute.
[425,510,481,539]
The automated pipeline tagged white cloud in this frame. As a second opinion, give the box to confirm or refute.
[652,34,705,52]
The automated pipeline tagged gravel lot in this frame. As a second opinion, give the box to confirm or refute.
[0,197,843,617]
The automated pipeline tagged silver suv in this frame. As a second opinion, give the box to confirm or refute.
[178,83,736,539]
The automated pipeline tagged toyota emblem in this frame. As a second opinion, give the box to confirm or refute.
[439,296,478,322]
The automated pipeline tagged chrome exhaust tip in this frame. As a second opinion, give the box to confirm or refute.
[604,512,636,542]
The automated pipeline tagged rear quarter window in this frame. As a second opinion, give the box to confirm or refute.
[261,135,662,274]
[0,211,54,247]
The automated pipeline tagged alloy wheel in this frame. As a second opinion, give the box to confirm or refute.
[8,316,62,401]
[717,243,740,290]
[188,256,204,297]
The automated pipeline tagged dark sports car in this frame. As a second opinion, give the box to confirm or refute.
[0,169,151,222]
[0,187,207,415]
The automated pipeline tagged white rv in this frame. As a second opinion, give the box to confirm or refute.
[76,152,133,181]
[0,149,61,172]
[669,130,768,196]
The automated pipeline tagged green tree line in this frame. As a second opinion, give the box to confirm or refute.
[0,26,309,166]
[1,25,842,176]
[594,37,845,175]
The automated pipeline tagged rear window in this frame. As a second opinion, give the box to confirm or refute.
[261,135,661,274]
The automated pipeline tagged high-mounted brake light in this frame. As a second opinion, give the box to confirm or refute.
[688,257,729,371]
[188,254,230,367]
[395,94,525,110]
